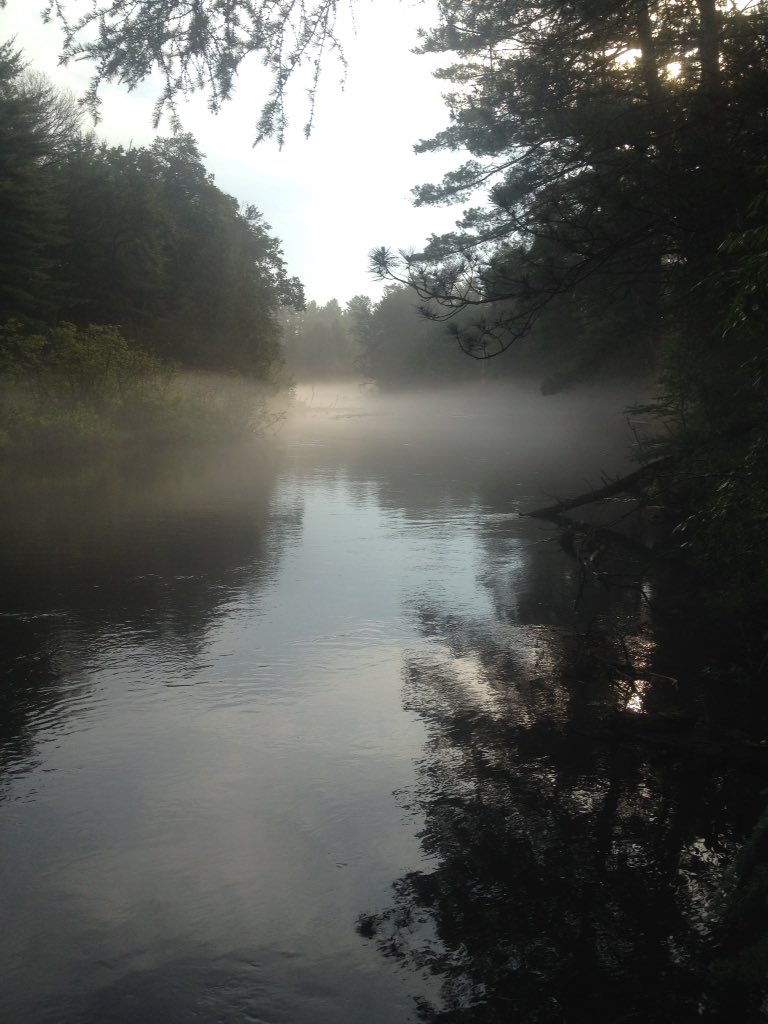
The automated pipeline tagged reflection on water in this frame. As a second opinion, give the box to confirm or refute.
[0,384,765,1022]
[359,608,766,1021]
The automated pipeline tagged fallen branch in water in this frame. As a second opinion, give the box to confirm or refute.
[523,456,675,521]
[588,650,678,685]
[522,456,692,611]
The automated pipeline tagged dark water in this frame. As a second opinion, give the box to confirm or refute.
[0,383,765,1023]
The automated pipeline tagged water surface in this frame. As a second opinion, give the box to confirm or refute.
[0,383,763,1022]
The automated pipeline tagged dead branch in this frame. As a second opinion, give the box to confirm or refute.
[524,456,675,520]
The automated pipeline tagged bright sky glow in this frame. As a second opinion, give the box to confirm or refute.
[613,47,683,80]
[1,1,465,305]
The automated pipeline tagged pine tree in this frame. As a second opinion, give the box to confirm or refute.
[372,0,768,372]
[0,43,61,322]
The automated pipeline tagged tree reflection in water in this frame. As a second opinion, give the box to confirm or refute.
[358,596,767,1022]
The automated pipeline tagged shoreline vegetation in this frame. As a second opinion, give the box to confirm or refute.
[0,321,289,459]
[0,38,304,461]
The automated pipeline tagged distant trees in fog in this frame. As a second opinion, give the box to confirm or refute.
[282,299,355,380]
[282,286,486,387]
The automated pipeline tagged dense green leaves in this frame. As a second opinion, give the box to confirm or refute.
[46,131,304,376]
[635,182,768,612]
[0,320,173,451]
[0,43,62,321]
[0,320,166,402]
[0,45,303,379]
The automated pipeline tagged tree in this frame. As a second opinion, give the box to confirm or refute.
[372,0,768,370]
[355,284,484,386]
[14,2,768,390]
[45,130,304,377]
[142,136,304,375]
[16,69,82,160]
[0,43,63,321]
[51,135,172,331]
[282,298,359,379]
[18,0,350,144]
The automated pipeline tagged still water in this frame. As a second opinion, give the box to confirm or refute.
[0,384,764,1023]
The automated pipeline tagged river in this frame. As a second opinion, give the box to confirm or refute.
[0,382,765,1023]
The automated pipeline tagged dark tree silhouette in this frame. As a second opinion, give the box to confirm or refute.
[371,0,768,368]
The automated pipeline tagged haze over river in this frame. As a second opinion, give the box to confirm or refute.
[1,383,764,1022]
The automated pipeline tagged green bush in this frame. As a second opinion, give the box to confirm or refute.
[0,321,172,452]
[0,320,169,404]
[0,321,284,454]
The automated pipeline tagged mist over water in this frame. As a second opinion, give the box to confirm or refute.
[287,379,641,498]
[0,381,762,1022]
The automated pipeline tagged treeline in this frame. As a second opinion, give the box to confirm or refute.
[283,286,489,386]
[0,42,304,452]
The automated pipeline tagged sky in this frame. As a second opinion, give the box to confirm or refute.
[1,1,468,306]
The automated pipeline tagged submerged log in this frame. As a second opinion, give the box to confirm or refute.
[524,456,674,521]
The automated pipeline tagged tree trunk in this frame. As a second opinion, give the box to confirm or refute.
[635,1,665,110]
[696,0,722,96]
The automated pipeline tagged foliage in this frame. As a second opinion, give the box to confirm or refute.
[710,801,768,1001]
[0,320,172,451]
[0,320,166,401]
[0,42,62,321]
[16,68,82,160]
[0,321,279,453]
[625,183,768,613]
[20,0,349,144]
[372,0,768,375]
[0,46,304,387]
[282,298,361,379]
[282,288,484,386]
[718,189,768,338]
[164,370,288,441]
[354,285,483,386]
[48,132,303,377]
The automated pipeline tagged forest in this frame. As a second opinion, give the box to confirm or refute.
[0,41,306,450]
[3,0,768,1018]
